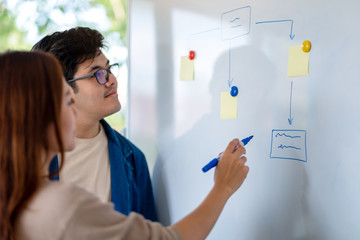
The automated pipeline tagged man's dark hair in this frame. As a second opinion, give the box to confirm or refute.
[32,27,107,92]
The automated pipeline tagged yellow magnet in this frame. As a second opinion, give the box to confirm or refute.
[302,40,311,52]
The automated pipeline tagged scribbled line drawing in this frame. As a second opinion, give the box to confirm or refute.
[275,133,301,138]
[278,144,301,150]
[221,6,251,40]
[270,130,307,162]
[230,17,241,23]
[255,19,295,40]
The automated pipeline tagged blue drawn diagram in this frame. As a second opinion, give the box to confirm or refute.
[188,5,296,91]
[221,6,251,40]
[270,130,307,162]
[185,6,308,163]
[256,19,295,40]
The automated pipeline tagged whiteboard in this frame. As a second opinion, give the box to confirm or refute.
[129,0,360,239]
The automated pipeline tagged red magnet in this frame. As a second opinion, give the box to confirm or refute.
[189,50,195,60]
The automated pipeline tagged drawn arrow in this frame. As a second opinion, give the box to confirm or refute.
[227,42,234,87]
[255,19,295,40]
[288,81,294,125]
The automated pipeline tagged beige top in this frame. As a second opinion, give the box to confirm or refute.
[16,181,181,240]
[59,124,111,203]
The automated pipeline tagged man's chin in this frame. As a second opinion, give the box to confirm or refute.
[103,104,121,118]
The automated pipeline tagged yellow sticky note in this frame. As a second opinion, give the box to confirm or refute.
[288,46,309,77]
[220,92,237,119]
[180,56,194,81]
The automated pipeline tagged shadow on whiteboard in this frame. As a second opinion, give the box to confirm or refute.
[153,43,310,240]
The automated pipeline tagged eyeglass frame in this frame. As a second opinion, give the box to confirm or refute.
[66,63,120,85]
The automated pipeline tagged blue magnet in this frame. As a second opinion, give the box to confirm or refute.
[230,86,238,97]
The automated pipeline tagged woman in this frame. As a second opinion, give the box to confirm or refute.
[0,51,249,240]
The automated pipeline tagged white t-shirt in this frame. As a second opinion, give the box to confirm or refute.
[59,124,111,202]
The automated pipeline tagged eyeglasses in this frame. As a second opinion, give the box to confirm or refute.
[67,63,120,85]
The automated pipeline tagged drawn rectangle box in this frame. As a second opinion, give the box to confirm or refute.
[221,6,251,40]
[270,130,307,162]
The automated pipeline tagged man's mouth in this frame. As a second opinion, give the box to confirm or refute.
[105,89,117,97]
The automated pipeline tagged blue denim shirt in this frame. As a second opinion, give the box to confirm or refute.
[49,119,158,221]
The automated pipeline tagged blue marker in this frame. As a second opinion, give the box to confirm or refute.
[202,135,253,173]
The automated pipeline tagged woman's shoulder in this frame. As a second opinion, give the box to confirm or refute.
[16,181,100,240]
[32,180,107,218]
[17,181,181,240]
[39,180,90,197]
[32,181,95,209]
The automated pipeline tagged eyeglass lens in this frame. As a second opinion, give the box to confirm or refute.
[95,64,119,85]
[96,69,108,84]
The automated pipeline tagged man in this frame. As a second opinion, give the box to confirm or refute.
[32,27,158,221]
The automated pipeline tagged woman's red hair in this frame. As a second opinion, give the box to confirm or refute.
[0,51,65,239]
